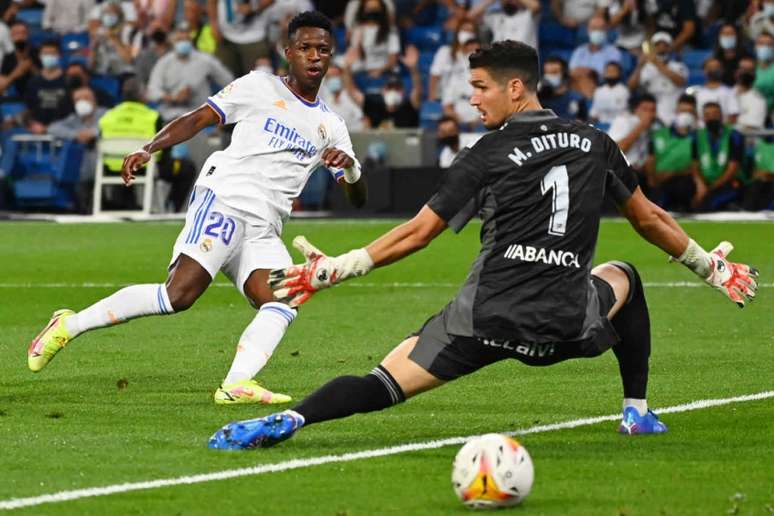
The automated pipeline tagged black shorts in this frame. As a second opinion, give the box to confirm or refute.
[408,276,620,381]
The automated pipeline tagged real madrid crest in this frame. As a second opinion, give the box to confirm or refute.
[200,238,214,253]
[318,123,328,143]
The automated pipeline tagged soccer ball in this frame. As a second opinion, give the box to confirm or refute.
[451,434,534,509]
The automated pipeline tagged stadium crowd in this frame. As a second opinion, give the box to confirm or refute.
[0,0,772,212]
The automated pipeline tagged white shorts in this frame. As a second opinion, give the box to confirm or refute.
[170,186,292,297]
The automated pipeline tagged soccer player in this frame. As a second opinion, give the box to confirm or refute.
[209,41,758,448]
[28,11,367,405]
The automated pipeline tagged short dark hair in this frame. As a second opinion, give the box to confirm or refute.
[604,61,622,74]
[469,40,539,91]
[703,101,722,112]
[437,115,459,126]
[288,11,333,40]
[544,55,568,77]
[677,93,697,107]
[10,19,27,29]
[40,39,61,51]
[629,92,657,111]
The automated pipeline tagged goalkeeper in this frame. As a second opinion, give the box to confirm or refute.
[209,41,758,449]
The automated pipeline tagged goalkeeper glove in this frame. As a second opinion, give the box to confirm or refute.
[269,236,374,307]
[676,240,759,308]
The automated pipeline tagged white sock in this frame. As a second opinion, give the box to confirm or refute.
[64,284,174,338]
[623,398,648,416]
[223,302,297,385]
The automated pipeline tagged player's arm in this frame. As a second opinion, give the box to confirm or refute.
[121,104,219,186]
[619,185,758,308]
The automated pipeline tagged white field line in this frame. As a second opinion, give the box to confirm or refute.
[0,391,771,511]
[0,281,772,289]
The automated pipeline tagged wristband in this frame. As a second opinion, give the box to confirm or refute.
[341,161,361,184]
[676,238,712,278]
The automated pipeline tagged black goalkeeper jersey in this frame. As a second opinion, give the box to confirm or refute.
[427,109,639,343]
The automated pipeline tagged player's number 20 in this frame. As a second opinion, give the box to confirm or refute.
[204,212,236,245]
[540,165,569,236]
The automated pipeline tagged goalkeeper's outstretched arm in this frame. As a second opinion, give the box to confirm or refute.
[619,187,758,307]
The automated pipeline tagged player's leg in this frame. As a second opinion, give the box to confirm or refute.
[28,187,224,372]
[215,268,296,404]
[592,261,666,434]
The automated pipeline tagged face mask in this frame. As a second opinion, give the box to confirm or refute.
[174,40,193,56]
[604,76,620,86]
[589,30,606,46]
[13,40,26,52]
[255,65,273,74]
[326,76,343,94]
[41,54,60,69]
[151,30,166,45]
[502,3,518,15]
[738,71,756,87]
[439,135,459,148]
[74,99,94,118]
[705,119,722,133]
[765,3,774,16]
[719,35,737,50]
[383,89,403,108]
[101,13,119,28]
[66,75,84,89]
[674,112,695,130]
[457,30,475,45]
[706,69,723,82]
[363,10,382,22]
[543,73,562,88]
[756,45,773,62]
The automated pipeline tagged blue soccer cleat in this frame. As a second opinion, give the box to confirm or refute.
[208,411,304,450]
[618,407,668,435]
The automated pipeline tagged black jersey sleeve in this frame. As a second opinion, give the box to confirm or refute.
[603,133,639,206]
[427,139,489,230]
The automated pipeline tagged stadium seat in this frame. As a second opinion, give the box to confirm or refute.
[8,135,84,210]
[539,20,577,50]
[353,72,387,95]
[62,32,90,53]
[1,102,26,119]
[333,26,347,54]
[28,29,58,48]
[683,49,712,71]
[419,100,443,130]
[406,26,445,53]
[16,9,43,29]
[90,75,121,105]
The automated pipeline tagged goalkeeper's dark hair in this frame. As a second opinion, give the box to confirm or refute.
[288,11,333,40]
[468,40,539,91]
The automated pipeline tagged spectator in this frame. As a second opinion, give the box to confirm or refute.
[694,57,740,123]
[538,55,588,120]
[23,40,71,134]
[440,37,483,129]
[645,93,697,211]
[343,0,396,31]
[147,24,234,121]
[184,0,216,54]
[690,102,744,211]
[550,0,606,29]
[89,0,141,76]
[134,0,178,34]
[713,23,751,87]
[207,0,273,77]
[134,25,171,87]
[346,0,400,80]
[627,31,687,125]
[363,52,420,129]
[744,114,774,210]
[735,56,767,130]
[747,0,774,41]
[0,12,11,58]
[0,20,36,96]
[754,32,774,110]
[64,61,115,108]
[568,15,622,98]
[320,62,365,131]
[608,93,658,182]
[469,0,540,49]
[264,0,314,57]
[42,0,95,35]
[47,86,106,213]
[605,0,646,53]
[436,115,461,168]
[645,0,698,52]
[88,0,137,34]
[590,61,630,124]
[428,17,476,101]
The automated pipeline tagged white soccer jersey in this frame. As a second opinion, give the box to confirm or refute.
[200,70,358,225]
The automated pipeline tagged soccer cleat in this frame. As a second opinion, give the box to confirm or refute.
[208,411,304,449]
[28,309,75,372]
[618,407,668,435]
[213,379,292,405]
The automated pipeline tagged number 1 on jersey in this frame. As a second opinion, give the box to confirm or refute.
[540,165,569,236]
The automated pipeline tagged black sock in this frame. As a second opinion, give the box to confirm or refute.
[293,365,405,426]
[608,261,651,400]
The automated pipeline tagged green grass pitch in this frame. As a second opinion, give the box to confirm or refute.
[0,219,772,515]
